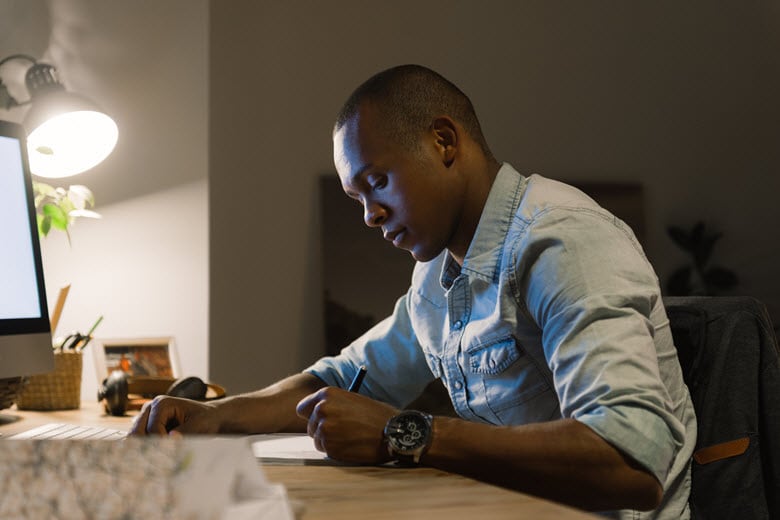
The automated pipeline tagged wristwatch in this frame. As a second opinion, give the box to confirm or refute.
[383,410,433,465]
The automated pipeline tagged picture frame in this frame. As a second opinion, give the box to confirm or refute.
[92,336,180,382]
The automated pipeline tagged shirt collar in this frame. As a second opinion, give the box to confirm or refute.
[441,163,526,285]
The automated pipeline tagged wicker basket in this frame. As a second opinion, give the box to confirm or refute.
[0,377,23,411]
[15,351,82,410]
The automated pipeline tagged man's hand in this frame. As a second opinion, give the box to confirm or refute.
[296,387,399,464]
[129,374,328,436]
[130,396,219,436]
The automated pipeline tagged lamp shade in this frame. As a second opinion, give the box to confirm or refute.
[21,62,117,178]
[24,90,118,178]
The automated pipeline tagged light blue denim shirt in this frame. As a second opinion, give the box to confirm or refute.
[306,163,696,519]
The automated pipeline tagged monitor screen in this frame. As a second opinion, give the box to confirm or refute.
[0,120,53,379]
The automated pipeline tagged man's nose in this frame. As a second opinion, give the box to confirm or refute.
[364,201,387,227]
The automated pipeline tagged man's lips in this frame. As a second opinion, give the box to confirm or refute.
[383,228,405,247]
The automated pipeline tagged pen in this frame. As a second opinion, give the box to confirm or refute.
[76,315,104,352]
[348,365,367,393]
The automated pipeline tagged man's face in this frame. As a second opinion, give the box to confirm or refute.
[333,104,462,263]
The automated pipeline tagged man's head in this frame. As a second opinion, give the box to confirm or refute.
[332,65,498,264]
[333,64,493,160]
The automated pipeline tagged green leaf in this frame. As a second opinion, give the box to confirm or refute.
[39,215,52,237]
[32,181,100,242]
[43,203,68,230]
[59,197,76,215]
[33,181,56,207]
[33,181,55,196]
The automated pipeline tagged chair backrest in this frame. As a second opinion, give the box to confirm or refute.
[664,296,780,519]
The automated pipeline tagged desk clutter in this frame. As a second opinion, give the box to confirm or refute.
[0,436,294,519]
[98,372,227,416]
[12,293,101,412]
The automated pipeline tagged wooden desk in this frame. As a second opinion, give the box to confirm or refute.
[0,402,597,520]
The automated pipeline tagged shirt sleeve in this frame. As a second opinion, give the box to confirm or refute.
[304,289,435,409]
[514,207,687,485]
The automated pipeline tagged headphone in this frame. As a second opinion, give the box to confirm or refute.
[98,371,226,416]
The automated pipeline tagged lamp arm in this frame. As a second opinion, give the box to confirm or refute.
[0,54,37,69]
[0,54,38,109]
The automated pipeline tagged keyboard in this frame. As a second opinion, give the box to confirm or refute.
[8,422,127,440]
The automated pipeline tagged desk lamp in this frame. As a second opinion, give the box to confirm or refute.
[0,53,118,178]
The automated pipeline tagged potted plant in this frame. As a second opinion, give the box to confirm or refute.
[32,181,100,243]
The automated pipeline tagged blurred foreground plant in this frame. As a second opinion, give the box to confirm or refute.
[32,181,101,245]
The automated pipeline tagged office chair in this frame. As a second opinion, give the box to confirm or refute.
[665,296,780,519]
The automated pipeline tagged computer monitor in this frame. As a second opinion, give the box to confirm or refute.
[0,119,54,379]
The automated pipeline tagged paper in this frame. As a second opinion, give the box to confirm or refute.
[0,437,294,520]
[249,433,332,465]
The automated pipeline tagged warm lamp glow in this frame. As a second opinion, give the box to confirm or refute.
[0,56,118,178]
[26,110,118,178]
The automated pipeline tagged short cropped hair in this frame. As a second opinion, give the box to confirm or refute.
[334,64,493,159]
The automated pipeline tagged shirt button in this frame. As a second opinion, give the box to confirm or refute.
[454,381,463,390]
[453,320,463,330]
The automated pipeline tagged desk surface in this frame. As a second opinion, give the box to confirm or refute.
[0,402,597,520]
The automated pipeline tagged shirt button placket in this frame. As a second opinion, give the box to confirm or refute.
[445,276,471,419]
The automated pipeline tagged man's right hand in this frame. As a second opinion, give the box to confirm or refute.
[129,395,219,435]
[128,373,327,436]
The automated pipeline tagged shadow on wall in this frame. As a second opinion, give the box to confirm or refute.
[324,292,375,357]
[665,221,739,297]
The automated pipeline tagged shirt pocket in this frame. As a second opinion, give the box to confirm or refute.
[466,335,553,424]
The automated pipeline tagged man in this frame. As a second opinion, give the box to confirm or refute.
[132,65,696,518]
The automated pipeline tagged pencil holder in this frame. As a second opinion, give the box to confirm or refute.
[15,351,82,410]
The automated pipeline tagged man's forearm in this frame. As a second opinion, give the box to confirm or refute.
[212,373,327,434]
[424,417,662,512]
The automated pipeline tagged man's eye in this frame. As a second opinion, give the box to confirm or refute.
[371,176,387,191]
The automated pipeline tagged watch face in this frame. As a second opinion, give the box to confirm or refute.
[387,411,430,451]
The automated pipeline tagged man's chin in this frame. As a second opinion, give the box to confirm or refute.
[408,246,443,263]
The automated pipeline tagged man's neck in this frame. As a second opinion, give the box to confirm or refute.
[448,158,502,266]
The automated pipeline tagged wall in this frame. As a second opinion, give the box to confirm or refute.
[210,1,780,393]
[41,180,209,400]
[0,0,209,399]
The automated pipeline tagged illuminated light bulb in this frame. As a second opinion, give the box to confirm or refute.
[27,110,118,178]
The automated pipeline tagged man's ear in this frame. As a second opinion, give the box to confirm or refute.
[432,116,457,167]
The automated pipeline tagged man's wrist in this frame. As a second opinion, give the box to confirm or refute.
[383,410,434,465]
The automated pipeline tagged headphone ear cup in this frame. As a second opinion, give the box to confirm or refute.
[98,370,129,416]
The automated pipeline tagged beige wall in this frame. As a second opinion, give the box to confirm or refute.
[42,180,209,400]
[1,0,209,398]
[209,1,780,393]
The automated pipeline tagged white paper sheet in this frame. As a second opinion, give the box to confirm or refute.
[248,433,331,465]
